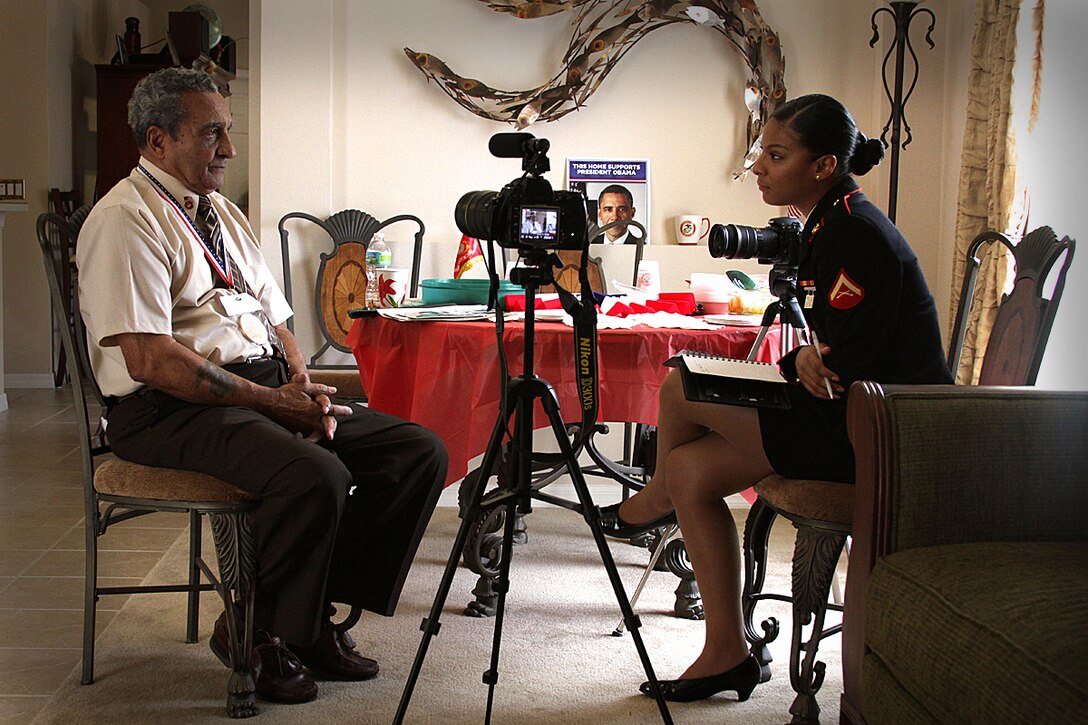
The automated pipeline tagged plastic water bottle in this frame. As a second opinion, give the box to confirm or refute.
[364,232,392,308]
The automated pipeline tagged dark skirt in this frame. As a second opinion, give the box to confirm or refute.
[758,384,854,484]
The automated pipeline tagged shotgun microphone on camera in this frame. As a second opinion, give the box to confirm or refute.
[488,132,550,159]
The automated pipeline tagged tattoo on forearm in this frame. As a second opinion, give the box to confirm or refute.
[195,361,236,399]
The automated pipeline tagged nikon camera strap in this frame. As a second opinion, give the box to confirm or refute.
[552,248,599,448]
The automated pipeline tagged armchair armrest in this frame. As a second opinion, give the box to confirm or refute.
[841,382,1088,721]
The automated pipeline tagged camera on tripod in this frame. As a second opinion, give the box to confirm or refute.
[454,132,588,251]
[708,216,803,267]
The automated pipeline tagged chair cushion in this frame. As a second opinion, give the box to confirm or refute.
[310,369,367,400]
[95,458,254,503]
[865,541,1088,722]
[755,474,854,525]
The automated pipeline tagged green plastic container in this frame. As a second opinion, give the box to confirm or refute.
[419,278,523,306]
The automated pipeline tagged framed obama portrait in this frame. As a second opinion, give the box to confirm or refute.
[567,159,650,246]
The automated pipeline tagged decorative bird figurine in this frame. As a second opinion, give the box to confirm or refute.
[404,0,786,176]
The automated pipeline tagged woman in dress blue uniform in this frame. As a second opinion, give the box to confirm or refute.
[598,94,953,703]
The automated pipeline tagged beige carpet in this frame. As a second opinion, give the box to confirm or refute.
[34,505,842,724]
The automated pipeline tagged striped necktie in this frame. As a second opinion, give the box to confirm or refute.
[195,196,284,360]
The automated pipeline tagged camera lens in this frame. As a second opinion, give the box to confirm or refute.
[454,190,499,240]
[709,223,766,259]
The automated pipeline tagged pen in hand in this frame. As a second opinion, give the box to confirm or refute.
[810,330,835,399]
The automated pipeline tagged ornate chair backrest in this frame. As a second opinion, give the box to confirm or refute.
[279,209,425,366]
[36,206,107,492]
[542,219,648,295]
[541,249,606,296]
[947,226,1075,386]
[38,206,97,397]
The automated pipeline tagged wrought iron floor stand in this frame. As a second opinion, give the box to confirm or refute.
[393,262,673,725]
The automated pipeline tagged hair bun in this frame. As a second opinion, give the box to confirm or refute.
[850,133,886,176]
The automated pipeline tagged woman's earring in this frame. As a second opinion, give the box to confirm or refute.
[815,174,821,180]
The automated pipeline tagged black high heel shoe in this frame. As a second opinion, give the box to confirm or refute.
[639,654,761,702]
[597,502,676,540]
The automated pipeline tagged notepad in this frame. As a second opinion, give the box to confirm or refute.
[664,350,791,409]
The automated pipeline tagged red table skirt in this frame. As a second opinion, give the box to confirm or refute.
[348,316,780,487]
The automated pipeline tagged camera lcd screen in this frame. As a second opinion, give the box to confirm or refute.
[519,206,559,244]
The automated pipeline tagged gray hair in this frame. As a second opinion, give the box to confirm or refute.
[127,68,219,148]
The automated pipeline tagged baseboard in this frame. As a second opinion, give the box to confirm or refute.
[4,374,56,388]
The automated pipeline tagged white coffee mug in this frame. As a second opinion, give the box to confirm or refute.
[377,267,411,307]
[636,260,661,296]
[675,215,711,245]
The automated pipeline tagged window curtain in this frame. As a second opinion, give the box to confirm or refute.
[948,0,1030,384]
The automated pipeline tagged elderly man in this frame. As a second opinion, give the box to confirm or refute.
[77,68,447,704]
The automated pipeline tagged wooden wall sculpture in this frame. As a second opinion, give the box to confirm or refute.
[405,0,787,176]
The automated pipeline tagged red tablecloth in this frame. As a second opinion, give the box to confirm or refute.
[347,316,780,487]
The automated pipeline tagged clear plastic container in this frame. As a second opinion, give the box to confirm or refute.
[364,232,392,308]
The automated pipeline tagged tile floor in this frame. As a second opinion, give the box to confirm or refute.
[0,387,190,724]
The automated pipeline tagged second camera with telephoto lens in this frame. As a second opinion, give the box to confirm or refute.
[708,216,803,267]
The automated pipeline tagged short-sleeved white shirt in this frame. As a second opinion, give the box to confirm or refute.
[76,159,293,397]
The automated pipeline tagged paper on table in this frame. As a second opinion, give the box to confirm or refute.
[378,305,491,321]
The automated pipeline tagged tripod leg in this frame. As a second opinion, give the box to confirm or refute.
[480,390,536,725]
[612,524,678,636]
[482,494,519,724]
[537,391,674,725]
[394,406,514,725]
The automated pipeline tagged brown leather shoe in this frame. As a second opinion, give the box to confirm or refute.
[210,612,318,704]
[289,611,379,681]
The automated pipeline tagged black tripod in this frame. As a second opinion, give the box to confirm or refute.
[745,262,810,362]
[394,252,673,725]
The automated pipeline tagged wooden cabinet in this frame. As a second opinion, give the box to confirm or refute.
[94,64,168,200]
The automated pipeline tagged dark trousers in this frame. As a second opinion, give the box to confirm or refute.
[106,359,447,646]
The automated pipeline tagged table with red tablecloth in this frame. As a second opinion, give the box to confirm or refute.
[346,315,780,488]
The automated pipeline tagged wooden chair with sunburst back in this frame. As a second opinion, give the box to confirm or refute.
[278,209,425,400]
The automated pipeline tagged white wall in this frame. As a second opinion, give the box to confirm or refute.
[1,3,51,387]
[1028,0,1088,389]
[254,0,974,364]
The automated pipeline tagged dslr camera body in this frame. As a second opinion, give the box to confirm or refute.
[455,133,587,251]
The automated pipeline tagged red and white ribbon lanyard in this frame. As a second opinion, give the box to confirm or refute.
[137,164,234,288]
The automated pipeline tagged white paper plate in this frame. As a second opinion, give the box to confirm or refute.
[704,313,764,327]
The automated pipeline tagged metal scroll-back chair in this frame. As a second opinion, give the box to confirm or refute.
[37,208,261,719]
[737,225,1075,724]
[47,188,84,387]
[278,209,425,400]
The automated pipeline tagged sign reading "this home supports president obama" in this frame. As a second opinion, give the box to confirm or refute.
[567,158,651,244]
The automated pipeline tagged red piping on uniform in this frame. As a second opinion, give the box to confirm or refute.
[843,188,862,215]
